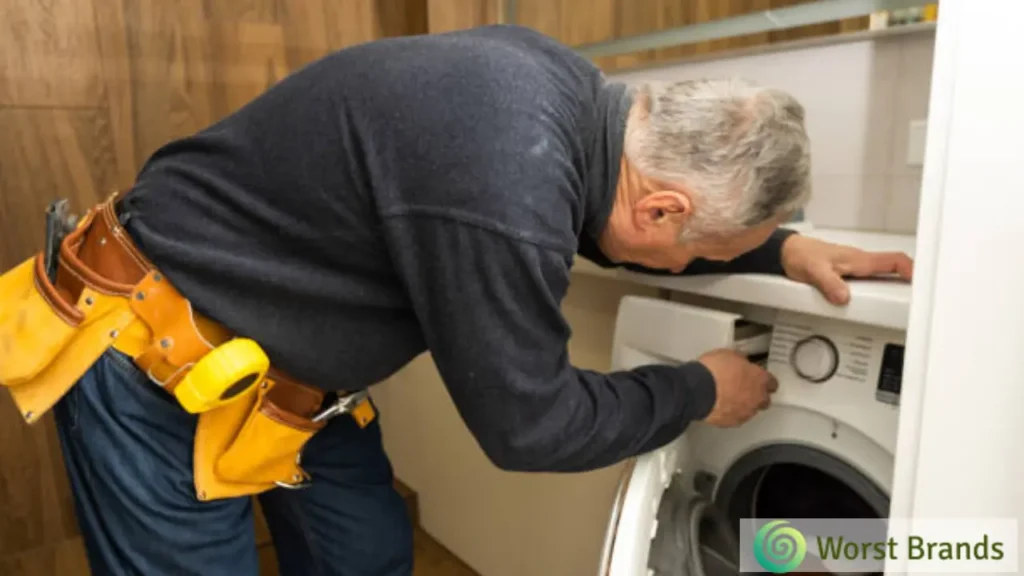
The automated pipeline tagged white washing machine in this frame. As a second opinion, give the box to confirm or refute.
[596,231,913,576]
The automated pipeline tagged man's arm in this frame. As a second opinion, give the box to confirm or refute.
[382,212,716,472]
[578,227,798,276]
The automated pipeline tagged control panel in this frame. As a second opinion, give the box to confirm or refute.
[610,296,908,457]
[768,318,904,406]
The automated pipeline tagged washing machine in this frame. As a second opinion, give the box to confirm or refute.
[596,291,908,576]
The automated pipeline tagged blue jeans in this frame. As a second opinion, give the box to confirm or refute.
[54,350,413,576]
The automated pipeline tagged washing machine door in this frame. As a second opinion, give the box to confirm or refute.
[597,439,684,576]
[600,296,758,576]
[597,435,738,576]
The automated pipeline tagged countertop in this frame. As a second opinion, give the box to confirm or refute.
[571,226,916,331]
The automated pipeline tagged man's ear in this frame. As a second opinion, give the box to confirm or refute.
[633,86,652,121]
[634,190,692,230]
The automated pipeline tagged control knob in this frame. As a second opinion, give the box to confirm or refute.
[790,335,839,383]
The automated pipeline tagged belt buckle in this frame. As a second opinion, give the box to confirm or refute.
[272,389,371,491]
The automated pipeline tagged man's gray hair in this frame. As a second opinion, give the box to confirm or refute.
[624,78,812,241]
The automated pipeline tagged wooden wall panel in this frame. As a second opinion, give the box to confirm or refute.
[0,1,426,574]
[204,0,283,23]
[0,106,119,573]
[279,0,334,69]
[326,0,384,50]
[0,537,90,576]
[378,0,431,39]
[430,0,870,71]
[428,0,502,33]
[0,109,118,267]
[0,0,104,107]
[122,0,218,165]
[94,0,139,189]
[212,22,292,118]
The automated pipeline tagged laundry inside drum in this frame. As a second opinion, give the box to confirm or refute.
[647,455,888,576]
[646,473,740,576]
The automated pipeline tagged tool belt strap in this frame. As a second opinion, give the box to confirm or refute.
[0,191,375,501]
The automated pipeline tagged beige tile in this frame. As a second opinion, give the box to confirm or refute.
[889,34,935,178]
[618,39,893,179]
[885,175,923,233]
[807,174,889,230]
[859,38,901,176]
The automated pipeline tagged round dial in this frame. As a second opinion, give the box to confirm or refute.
[790,335,839,383]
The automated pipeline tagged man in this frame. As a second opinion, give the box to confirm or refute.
[44,24,911,575]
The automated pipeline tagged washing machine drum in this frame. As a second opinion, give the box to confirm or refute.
[598,444,889,576]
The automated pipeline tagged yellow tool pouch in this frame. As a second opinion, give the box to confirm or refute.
[0,253,139,424]
[195,372,328,500]
[116,275,339,500]
[1,192,377,502]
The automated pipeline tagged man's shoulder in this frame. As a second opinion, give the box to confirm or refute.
[439,24,584,61]
[350,27,597,252]
[385,149,585,255]
[426,25,602,98]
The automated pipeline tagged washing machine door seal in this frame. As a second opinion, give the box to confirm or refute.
[598,436,711,576]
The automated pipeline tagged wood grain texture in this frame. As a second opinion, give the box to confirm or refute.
[93,0,138,189]
[255,528,478,576]
[379,0,430,38]
[434,0,869,71]
[0,0,104,107]
[413,528,480,576]
[0,537,91,576]
[0,107,118,570]
[211,22,291,118]
[122,0,217,165]
[326,0,384,50]
[0,410,79,559]
[205,0,284,24]
[278,0,333,70]
[427,0,501,33]
[0,109,118,267]
[0,2,426,573]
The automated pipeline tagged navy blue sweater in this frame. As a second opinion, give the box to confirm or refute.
[120,25,794,472]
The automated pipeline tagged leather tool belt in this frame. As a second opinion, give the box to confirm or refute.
[0,191,376,501]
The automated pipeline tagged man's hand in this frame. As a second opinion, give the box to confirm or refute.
[698,349,778,427]
[780,235,914,305]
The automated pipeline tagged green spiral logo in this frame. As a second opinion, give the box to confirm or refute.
[753,520,807,573]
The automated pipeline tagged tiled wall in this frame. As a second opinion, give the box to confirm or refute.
[610,28,936,234]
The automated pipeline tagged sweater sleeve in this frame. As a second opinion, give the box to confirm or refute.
[578,227,798,276]
[382,213,717,473]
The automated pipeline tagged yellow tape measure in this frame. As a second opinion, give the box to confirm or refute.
[174,338,270,414]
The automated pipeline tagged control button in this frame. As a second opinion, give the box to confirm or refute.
[790,336,839,383]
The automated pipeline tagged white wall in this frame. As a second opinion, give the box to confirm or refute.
[612,28,935,233]
[373,29,937,576]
